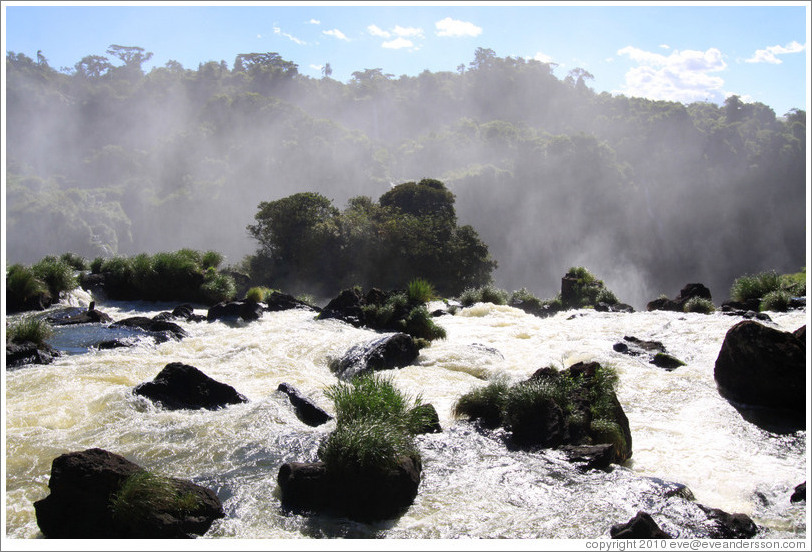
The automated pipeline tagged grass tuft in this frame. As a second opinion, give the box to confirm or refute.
[760,290,791,312]
[683,296,715,314]
[6,315,53,346]
[109,470,201,523]
[407,277,435,304]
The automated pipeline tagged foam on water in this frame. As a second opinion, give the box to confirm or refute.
[4,298,808,539]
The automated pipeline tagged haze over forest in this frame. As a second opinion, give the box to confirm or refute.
[4,46,807,308]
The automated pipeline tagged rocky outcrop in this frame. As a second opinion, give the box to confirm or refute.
[6,340,60,369]
[329,333,420,380]
[317,287,367,326]
[111,316,187,342]
[790,482,806,503]
[277,383,332,427]
[277,455,421,521]
[647,283,712,312]
[33,448,223,538]
[697,504,758,539]
[611,511,672,539]
[265,291,319,313]
[206,301,264,322]
[47,303,112,325]
[613,336,685,370]
[714,321,805,414]
[561,443,616,472]
[153,304,206,323]
[134,362,248,410]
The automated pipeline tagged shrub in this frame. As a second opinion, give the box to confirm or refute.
[779,268,806,297]
[509,288,544,311]
[60,252,88,271]
[683,296,715,314]
[6,264,50,307]
[109,470,201,524]
[90,257,104,274]
[402,305,447,341]
[730,271,781,303]
[452,378,510,428]
[407,277,435,304]
[596,288,619,305]
[457,284,509,307]
[502,379,573,432]
[589,419,627,460]
[201,250,224,270]
[564,266,609,308]
[31,257,78,299]
[6,315,53,346]
[760,290,791,312]
[200,269,237,304]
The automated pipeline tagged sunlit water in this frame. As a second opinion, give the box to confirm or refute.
[4,292,809,540]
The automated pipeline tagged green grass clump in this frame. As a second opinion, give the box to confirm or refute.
[201,250,224,270]
[564,266,614,308]
[509,288,544,311]
[109,470,201,523]
[452,377,511,428]
[407,277,435,304]
[32,256,78,299]
[6,315,53,346]
[200,268,237,304]
[318,419,418,476]
[596,288,619,305]
[457,284,509,307]
[730,271,781,303]
[59,252,88,271]
[324,374,431,434]
[245,286,271,303]
[683,296,716,314]
[760,290,791,312]
[402,305,447,341]
[588,419,627,460]
[319,374,427,476]
[779,268,806,296]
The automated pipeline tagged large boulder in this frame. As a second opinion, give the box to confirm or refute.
[47,303,112,325]
[33,448,224,538]
[697,504,758,539]
[207,301,264,322]
[714,321,805,414]
[153,304,206,323]
[277,455,421,521]
[317,287,366,326]
[265,291,319,313]
[134,362,248,410]
[277,383,332,427]
[329,333,420,380]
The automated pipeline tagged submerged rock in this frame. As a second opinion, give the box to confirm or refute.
[6,341,60,369]
[790,482,806,503]
[329,333,420,380]
[265,291,320,313]
[33,448,224,538]
[111,316,187,342]
[153,304,206,323]
[47,304,112,325]
[277,383,332,427]
[697,504,758,539]
[134,362,248,410]
[206,301,263,322]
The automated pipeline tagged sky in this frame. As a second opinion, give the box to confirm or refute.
[2,1,810,116]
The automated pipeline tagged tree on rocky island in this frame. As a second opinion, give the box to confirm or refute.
[246,179,496,297]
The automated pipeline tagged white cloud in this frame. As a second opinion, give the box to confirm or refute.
[615,46,727,104]
[659,44,670,50]
[310,64,323,71]
[382,37,414,50]
[746,41,805,64]
[368,24,390,38]
[307,19,320,25]
[530,51,555,64]
[323,29,349,41]
[273,25,306,45]
[393,25,423,38]
[435,17,482,38]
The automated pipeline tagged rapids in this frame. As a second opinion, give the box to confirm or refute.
[4,293,808,540]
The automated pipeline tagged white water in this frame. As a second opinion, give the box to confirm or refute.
[4,293,809,540]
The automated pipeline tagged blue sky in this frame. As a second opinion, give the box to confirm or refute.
[3,2,809,116]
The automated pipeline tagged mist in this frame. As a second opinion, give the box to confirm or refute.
[5,49,807,309]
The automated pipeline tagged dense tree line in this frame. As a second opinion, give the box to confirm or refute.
[5,46,806,305]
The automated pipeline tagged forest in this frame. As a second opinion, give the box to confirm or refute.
[5,45,807,307]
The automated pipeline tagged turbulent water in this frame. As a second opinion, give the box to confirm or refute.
[4,291,809,540]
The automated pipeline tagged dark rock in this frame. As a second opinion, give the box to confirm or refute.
[111,316,187,342]
[560,443,615,471]
[697,504,758,539]
[714,321,805,413]
[6,341,60,368]
[277,383,332,427]
[33,448,223,538]
[134,362,248,410]
[94,339,133,350]
[277,455,421,521]
[409,403,442,434]
[722,299,763,313]
[650,352,686,371]
[595,302,635,313]
[648,283,712,312]
[611,511,672,539]
[154,304,206,323]
[206,301,263,322]
[623,336,666,353]
[507,396,566,448]
[317,287,366,325]
[47,307,112,325]
[329,333,420,380]
[790,482,806,503]
[265,291,319,312]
